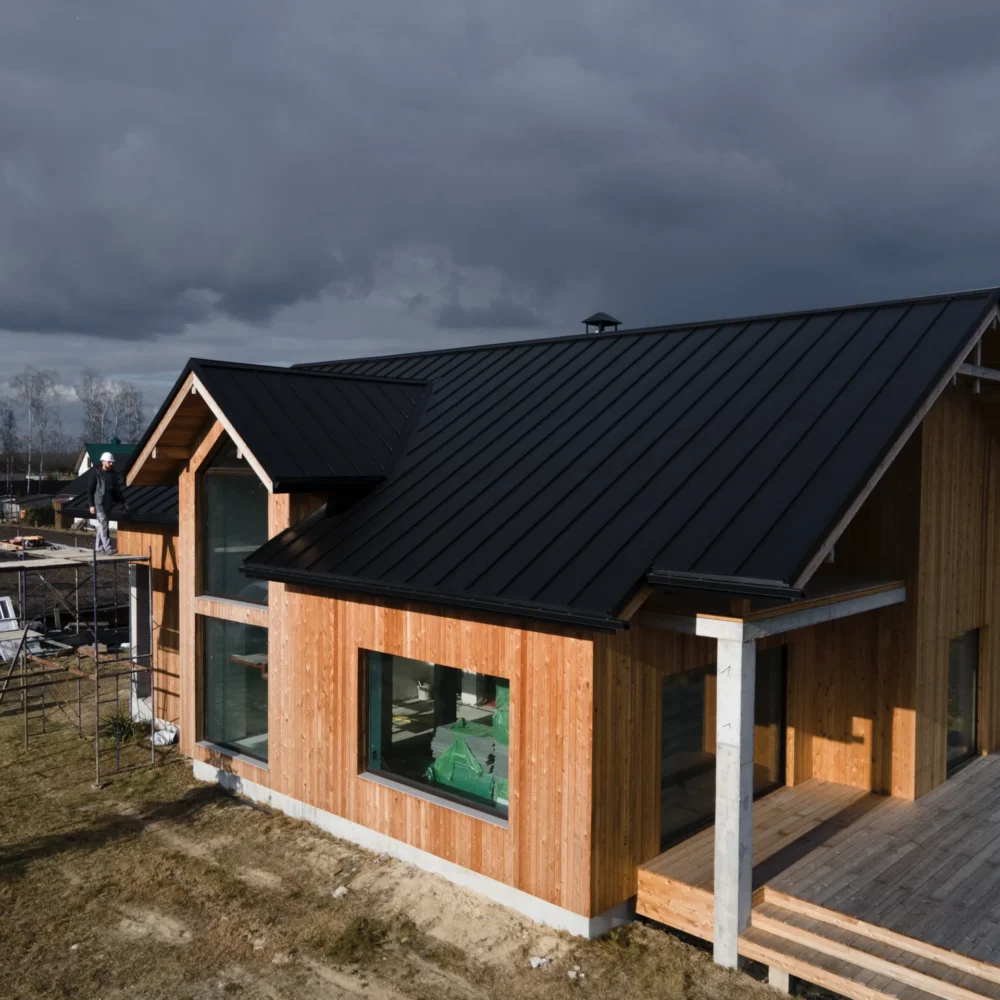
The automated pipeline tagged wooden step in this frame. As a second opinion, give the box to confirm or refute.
[740,925,943,1000]
[763,889,1000,989]
[747,896,1000,1000]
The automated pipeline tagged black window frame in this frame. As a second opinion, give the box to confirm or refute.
[360,649,510,822]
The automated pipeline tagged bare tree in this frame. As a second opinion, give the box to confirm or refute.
[77,372,143,443]
[36,403,59,481]
[9,368,57,490]
[77,369,111,442]
[111,381,145,441]
[0,399,16,497]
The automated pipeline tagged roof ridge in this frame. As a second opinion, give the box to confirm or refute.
[294,286,1000,370]
[190,357,430,386]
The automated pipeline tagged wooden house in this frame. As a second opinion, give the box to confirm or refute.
[94,288,1000,998]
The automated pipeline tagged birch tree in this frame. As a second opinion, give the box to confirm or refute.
[77,369,111,442]
[78,373,143,442]
[9,368,56,489]
[0,400,16,497]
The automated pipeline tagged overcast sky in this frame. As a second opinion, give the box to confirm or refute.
[3,1,1000,438]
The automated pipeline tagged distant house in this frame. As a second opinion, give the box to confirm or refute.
[75,437,136,477]
[99,288,1000,997]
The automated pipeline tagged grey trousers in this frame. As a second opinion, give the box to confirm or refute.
[95,510,115,554]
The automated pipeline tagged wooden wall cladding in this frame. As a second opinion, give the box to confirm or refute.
[913,385,1000,795]
[590,624,715,913]
[117,524,181,726]
[270,583,598,915]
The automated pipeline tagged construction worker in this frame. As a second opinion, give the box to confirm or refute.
[87,452,128,554]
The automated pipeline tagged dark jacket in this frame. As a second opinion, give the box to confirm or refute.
[86,466,126,516]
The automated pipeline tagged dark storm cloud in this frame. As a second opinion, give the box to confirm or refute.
[435,299,543,331]
[3,0,1000,343]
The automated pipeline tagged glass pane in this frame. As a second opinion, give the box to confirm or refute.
[202,439,269,604]
[203,617,269,761]
[947,629,978,770]
[366,651,509,818]
[660,646,786,846]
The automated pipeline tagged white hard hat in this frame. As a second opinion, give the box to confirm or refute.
[100,452,115,463]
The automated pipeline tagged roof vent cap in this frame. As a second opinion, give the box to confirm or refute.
[582,312,621,334]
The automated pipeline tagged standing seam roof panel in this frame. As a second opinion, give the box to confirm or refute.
[315,334,664,578]
[243,287,999,621]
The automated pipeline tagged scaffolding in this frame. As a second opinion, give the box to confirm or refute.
[0,544,155,784]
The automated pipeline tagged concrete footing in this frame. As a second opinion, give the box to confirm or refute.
[192,759,634,939]
[768,966,791,991]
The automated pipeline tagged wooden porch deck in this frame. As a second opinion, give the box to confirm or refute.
[637,754,1000,1000]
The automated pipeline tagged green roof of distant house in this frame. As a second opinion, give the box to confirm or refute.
[84,438,135,465]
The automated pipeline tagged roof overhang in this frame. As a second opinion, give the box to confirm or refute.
[127,370,272,489]
[640,578,905,642]
[241,562,627,633]
[646,569,804,602]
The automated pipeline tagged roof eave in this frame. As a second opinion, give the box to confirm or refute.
[242,562,626,633]
[646,568,805,601]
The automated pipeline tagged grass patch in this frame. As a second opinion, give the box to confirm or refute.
[99,704,137,744]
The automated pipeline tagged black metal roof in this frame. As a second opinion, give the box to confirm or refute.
[241,287,999,629]
[132,359,430,492]
[61,480,179,526]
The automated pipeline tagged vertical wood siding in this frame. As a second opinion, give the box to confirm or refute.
[270,583,597,914]
[117,523,181,725]
[913,386,1000,795]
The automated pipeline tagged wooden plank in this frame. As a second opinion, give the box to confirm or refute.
[740,926,940,1000]
[752,907,992,1000]
[763,891,1000,990]
[193,596,268,629]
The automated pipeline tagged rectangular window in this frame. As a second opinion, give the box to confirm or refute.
[364,651,510,819]
[201,439,269,605]
[660,645,786,847]
[203,617,269,762]
[947,629,978,772]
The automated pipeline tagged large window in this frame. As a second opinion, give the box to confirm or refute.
[660,645,786,847]
[201,439,268,604]
[948,629,979,772]
[364,652,510,819]
[203,618,269,762]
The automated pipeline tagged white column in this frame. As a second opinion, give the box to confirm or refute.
[713,630,756,967]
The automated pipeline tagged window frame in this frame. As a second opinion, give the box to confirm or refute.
[197,436,269,607]
[198,612,271,766]
[358,649,511,826]
[658,644,788,850]
[946,628,980,775]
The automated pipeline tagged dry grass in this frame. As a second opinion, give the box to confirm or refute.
[0,688,781,1000]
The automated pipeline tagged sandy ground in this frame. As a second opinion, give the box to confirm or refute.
[0,689,784,1000]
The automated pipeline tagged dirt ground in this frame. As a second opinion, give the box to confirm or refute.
[0,691,782,1000]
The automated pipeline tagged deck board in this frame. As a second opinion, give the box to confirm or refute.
[640,778,877,892]
[771,754,1000,967]
[637,753,1000,992]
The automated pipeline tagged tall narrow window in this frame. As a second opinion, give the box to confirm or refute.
[201,439,268,604]
[203,618,269,762]
[365,651,510,819]
[947,629,978,772]
[660,645,786,847]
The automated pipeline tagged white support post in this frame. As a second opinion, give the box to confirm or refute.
[713,630,756,967]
